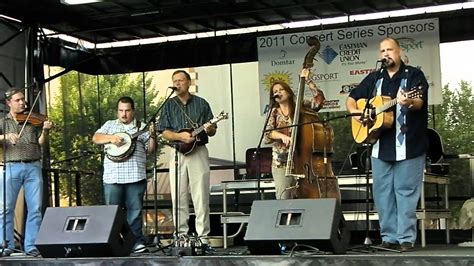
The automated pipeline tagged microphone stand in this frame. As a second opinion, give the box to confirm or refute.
[149,142,166,254]
[253,100,277,200]
[135,87,176,255]
[168,142,189,256]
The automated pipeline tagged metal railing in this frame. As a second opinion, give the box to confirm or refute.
[44,168,95,207]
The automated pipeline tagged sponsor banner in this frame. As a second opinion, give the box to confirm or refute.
[257,18,441,114]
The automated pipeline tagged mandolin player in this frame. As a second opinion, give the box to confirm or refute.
[156,70,216,254]
[345,37,429,252]
[92,96,156,253]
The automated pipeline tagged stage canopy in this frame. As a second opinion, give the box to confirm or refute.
[0,0,473,74]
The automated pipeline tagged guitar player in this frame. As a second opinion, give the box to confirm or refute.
[92,96,157,253]
[157,70,216,253]
[345,37,429,252]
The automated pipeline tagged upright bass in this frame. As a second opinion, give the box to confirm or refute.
[285,37,341,201]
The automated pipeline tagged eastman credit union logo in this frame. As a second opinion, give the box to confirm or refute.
[261,71,293,91]
[319,45,338,64]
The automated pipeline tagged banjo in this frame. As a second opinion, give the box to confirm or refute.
[104,125,149,162]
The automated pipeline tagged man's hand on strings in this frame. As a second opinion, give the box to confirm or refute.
[203,122,216,136]
[397,90,413,107]
[179,131,195,144]
[42,120,54,131]
[6,133,20,145]
[109,134,125,147]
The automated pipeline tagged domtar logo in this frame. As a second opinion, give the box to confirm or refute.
[319,45,338,64]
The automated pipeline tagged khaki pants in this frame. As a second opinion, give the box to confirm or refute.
[169,146,210,238]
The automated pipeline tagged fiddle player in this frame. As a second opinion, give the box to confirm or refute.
[92,96,156,253]
[0,87,53,257]
[346,37,429,251]
[263,69,325,199]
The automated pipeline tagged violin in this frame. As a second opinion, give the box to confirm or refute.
[16,112,48,126]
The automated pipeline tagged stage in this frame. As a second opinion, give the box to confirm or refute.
[0,243,473,265]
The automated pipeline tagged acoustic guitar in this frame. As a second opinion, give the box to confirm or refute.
[351,88,422,144]
[175,110,228,155]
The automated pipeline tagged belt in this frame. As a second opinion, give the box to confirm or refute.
[6,160,40,163]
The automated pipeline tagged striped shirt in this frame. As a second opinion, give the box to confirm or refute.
[157,95,214,145]
[349,63,429,161]
[0,113,42,162]
[96,119,150,184]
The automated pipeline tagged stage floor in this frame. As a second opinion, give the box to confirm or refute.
[1,244,473,266]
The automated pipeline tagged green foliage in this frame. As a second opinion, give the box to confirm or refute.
[322,111,356,175]
[48,71,162,206]
[428,81,473,214]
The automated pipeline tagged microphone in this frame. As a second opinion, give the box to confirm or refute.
[271,94,280,99]
[377,58,389,67]
[168,86,178,91]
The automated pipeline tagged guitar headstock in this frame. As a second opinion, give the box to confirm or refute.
[212,110,229,123]
[405,86,424,99]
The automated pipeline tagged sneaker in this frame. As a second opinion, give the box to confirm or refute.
[399,242,414,252]
[26,249,41,257]
[2,248,13,256]
[133,243,148,253]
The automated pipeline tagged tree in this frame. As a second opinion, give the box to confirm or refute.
[428,81,473,226]
[48,71,162,205]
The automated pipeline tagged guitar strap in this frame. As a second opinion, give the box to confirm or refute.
[136,120,141,131]
[372,68,409,158]
[173,98,199,128]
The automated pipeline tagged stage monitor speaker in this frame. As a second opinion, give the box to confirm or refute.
[35,205,135,258]
[244,198,350,254]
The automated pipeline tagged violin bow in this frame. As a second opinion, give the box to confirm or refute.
[17,88,43,139]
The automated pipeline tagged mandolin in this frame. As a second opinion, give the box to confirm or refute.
[174,111,228,155]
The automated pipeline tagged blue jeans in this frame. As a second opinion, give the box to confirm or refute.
[371,154,425,244]
[0,161,43,252]
[103,179,146,246]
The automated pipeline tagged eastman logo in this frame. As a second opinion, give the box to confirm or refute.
[349,68,376,75]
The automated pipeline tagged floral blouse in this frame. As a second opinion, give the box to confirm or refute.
[263,90,325,168]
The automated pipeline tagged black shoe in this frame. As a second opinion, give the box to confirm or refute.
[399,242,414,252]
[26,249,41,257]
[379,241,399,249]
[201,244,215,255]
